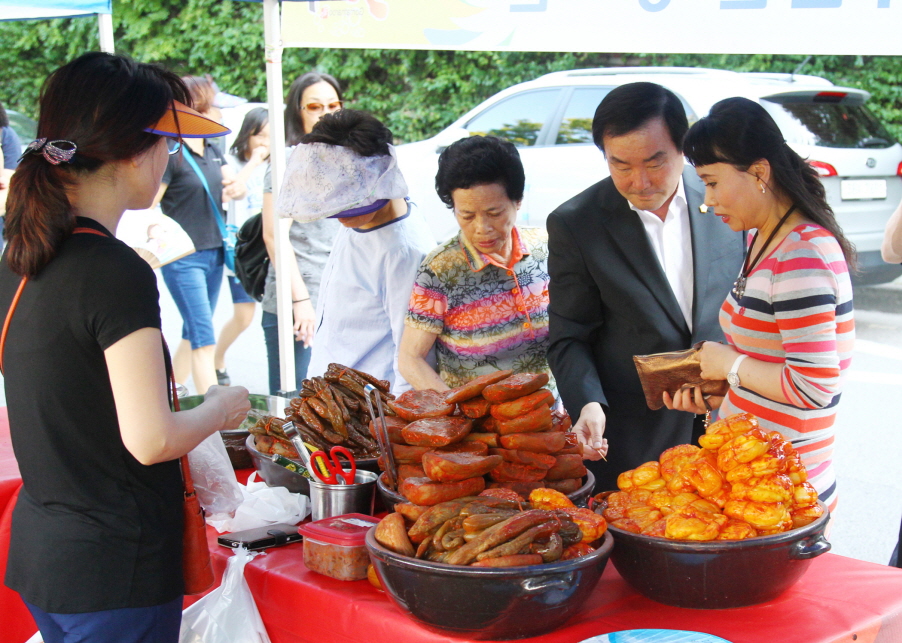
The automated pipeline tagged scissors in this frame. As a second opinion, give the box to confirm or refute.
[308,445,357,485]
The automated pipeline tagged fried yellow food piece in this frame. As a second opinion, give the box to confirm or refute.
[698,412,758,450]
[659,444,701,481]
[793,481,819,507]
[617,461,663,491]
[528,487,576,510]
[791,502,825,529]
[724,452,785,483]
[717,518,758,540]
[717,428,770,472]
[625,504,664,531]
[560,542,596,560]
[611,518,642,534]
[730,474,793,504]
[723,500,790,531]
[601,491,634,521]
[682,451,726,498]
[561,507,608,542]
[641,518,667,538]
[665,510,728,541]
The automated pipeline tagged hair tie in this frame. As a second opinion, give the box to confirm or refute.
[20,138,77,165]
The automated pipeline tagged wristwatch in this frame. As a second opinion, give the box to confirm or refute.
[727,354,748,388]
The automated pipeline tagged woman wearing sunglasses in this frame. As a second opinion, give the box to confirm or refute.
[260,71,344,393]
[0,52,250,642]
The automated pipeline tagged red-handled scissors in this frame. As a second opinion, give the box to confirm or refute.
[309,446,357,485]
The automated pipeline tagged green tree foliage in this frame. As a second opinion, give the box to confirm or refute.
[1,1,901,143]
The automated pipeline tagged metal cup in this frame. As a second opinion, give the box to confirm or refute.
[308,470,377,521]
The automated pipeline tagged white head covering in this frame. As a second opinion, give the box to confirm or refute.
[276,142,408,222]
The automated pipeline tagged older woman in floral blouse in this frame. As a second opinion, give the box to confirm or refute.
[399,135,553,393]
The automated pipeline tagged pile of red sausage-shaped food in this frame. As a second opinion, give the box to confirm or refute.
[594,412,825,540]
[370,371,588,505]
[374,487,607,567]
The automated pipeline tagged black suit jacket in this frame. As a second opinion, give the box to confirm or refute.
[546,168,744,491]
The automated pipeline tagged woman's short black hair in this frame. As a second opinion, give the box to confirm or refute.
[301,109,392,157]
[229,107,268,161]
[592,82,688,154]
[435,135,525,208]
[285,71,343,145]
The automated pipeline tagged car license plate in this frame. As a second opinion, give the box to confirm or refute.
[841,179,887,200]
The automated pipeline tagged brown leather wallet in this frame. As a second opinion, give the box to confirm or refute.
[633,342,730,411]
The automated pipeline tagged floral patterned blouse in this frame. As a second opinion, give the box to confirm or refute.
[405,227,554,392]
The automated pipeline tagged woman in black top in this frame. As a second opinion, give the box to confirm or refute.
[155,76,245,395]
[0,53,250,642]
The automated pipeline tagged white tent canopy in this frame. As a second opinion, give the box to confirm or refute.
[0,0,114,52]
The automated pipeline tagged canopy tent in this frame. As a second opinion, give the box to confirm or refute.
[0,0,114,52]
[258,0,902,394]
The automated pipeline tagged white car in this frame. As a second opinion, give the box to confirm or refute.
[395,67,902,285]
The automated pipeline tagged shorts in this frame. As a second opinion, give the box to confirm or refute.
[228,275,255,305]
[161,247,224,349]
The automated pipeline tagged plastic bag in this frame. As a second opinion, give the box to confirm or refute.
[207,472,310,533]
[179,547,271,643]
[187,432,244,519]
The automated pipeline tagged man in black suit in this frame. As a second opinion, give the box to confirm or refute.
[547,82,745,492]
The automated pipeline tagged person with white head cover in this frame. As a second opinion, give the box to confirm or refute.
[278,109,435,393]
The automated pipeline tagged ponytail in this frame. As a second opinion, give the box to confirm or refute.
[5,158,76,277]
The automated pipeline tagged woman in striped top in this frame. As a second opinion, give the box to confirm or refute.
[664,97,855,511]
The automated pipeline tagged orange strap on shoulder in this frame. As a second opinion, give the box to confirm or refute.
[0,276,28,376]
[0,226,108,374]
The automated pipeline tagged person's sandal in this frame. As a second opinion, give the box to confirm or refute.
[216,369,231,386]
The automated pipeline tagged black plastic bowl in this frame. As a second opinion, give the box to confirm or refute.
[246,434,380,494]
[366,528,613,640]
[607,500,831,609]
[376,470,595,511]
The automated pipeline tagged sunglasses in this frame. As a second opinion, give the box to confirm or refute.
[167,139,183,155]
[302,101,344,115]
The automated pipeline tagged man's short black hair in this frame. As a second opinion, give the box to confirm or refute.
[302,109,392,157]
[435,135,525,208]
[591,82,688,154]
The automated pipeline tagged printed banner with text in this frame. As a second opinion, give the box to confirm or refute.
[283,0,900,56]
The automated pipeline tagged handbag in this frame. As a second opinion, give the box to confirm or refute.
[633,342,730,411]
[233,212,270,302]
[182,146,238,272]
[167,365,216,595]
[0,226,214,595]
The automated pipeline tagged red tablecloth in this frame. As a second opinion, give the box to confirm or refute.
[1,410,902,643]
[206,526,902,643]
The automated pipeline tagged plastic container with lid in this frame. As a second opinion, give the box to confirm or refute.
[298,513,380,581]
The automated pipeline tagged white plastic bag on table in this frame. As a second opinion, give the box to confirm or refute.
[187,432,243,519]
[207,471,309,533]
[179,546,271,643]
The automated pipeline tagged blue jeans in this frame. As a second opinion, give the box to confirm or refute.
[227,275,255,305]
[262,310,311,395]
[25,596,182,643]
[161,248,224,349]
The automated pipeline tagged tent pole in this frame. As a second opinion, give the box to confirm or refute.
[263,0,296,396]
[97,12,114,53]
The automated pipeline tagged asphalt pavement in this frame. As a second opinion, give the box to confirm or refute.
[0,270,900,565]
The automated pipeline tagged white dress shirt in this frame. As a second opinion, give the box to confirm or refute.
[629,179,694,331]
[309,201,436,394]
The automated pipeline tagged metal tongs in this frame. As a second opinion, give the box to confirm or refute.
[282,420,315,474]
[364,383,398,490]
